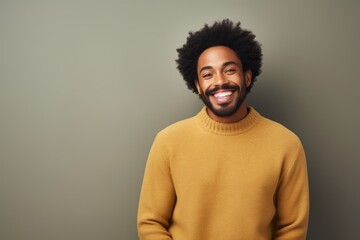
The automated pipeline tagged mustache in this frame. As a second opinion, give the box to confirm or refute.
[205,84,239,96]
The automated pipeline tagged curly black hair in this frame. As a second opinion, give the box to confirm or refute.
[176,19,263,94]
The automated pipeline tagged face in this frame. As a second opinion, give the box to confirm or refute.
[196,46,252,122]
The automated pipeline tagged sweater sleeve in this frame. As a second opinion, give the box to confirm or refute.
[137,134,176,240]
[273,143,309,240]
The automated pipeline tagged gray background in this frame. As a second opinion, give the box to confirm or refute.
[0,0,359,239]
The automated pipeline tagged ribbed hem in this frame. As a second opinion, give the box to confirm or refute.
[196,106,262,135]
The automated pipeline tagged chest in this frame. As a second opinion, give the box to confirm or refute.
[169,136,283,198]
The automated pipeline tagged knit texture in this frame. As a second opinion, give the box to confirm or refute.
[138,107,309,240]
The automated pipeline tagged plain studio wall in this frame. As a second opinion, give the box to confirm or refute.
[0,1,359,239]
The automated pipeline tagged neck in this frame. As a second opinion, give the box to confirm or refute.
[207,102,249,123]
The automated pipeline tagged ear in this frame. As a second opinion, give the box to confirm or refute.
[195,79,201,94]
[244,70,252,88]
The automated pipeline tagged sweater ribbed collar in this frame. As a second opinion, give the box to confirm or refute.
[196,106,262,135]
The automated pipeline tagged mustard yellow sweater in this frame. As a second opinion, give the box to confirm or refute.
[137,107,309,240]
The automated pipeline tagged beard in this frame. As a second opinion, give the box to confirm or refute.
[198,81,247,117]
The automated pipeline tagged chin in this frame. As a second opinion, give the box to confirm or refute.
[200,88,247,118]
[209,102,240,117]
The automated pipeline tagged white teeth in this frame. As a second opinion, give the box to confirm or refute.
[214,91,232,98]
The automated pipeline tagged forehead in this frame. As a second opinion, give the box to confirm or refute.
[197,46,241,70]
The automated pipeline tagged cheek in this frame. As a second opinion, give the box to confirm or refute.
[231,75,245,86]
[198,81,211,92]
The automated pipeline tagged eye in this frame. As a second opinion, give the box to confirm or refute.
[202,73,213,79]
[225,68,236,74]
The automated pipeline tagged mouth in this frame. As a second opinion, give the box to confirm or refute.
[211,89,235,103]
[204,84,239,105]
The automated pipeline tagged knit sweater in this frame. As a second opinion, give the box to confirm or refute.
[137,107,309,240]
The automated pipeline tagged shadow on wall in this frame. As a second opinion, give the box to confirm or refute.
[248,74,350,240]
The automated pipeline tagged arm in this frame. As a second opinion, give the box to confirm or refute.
[137,135,176,240]
[273,144,309,240]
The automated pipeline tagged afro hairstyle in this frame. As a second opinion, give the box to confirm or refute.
[176,19,263,94]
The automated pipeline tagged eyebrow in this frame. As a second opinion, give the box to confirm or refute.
[199,61,239,73]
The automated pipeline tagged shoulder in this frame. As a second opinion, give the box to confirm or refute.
[255,115,306,170]
[257,115,303,148]
[156,115,198,141]
[149,115,199,154]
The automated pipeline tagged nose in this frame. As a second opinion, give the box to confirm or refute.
[214,73,229,85]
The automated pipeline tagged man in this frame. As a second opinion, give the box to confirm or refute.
[137,19,309,240]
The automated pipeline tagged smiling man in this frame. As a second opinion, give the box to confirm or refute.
[196,45,251,123]
[137,19,309,240]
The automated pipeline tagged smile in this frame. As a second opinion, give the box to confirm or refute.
[211,90,235,103]
[213,91,233,98]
